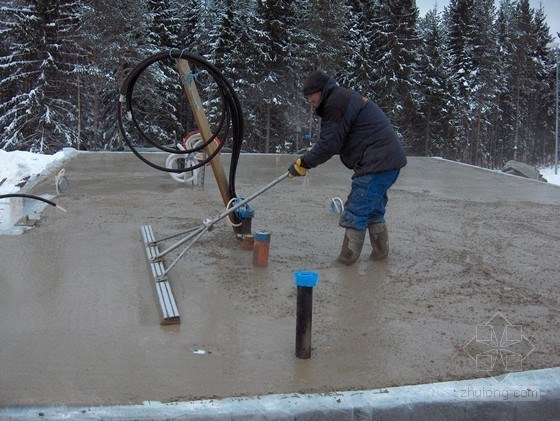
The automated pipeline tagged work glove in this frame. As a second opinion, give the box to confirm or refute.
[288,157,308,178]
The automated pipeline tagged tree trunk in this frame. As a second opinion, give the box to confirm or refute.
[265,103,270,153]
[77,72,81,151]
[474,112,481,166]
[514,80,521,161]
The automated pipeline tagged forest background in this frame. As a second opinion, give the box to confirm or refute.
[1,0,558,169]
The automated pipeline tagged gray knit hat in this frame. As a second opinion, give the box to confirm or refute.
[303,71,330,96]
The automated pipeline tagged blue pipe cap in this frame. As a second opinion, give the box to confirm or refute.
[294,271,319,287]
[254,231,270,242]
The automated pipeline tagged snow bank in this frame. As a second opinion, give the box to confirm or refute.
[540,166,560,186]
[0,149,68,195]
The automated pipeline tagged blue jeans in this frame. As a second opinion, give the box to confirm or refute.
[339,169,400,231]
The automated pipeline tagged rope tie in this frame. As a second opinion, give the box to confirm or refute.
[180,70,200,110]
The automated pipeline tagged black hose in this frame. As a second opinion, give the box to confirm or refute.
[117,49,244,201]
[0,193,58,208]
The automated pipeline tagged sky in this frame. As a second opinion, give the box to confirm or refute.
[416,0,560,39]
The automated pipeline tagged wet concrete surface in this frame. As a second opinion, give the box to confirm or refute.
[0,152,559,406]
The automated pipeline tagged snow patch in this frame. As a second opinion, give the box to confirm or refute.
[0,148,74,234]
[539,166,560,186]
[0,149,71,195]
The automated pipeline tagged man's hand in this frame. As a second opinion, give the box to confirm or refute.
[288,158,308,178]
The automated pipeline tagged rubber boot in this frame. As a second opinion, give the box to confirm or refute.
[337,228,366,266]
[369,222,389,260]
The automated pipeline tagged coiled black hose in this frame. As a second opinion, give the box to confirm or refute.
[117,49,244,201]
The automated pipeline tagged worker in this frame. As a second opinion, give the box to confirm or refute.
[289,70,407,265]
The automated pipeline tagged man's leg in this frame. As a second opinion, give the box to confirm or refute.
[337,176,372,265]
[366,170,400,260]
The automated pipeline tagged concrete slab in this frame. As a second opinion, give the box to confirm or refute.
[0,152,559,408]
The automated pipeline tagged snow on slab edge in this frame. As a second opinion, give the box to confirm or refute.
[0,148,77,195]
[431,157,560,187]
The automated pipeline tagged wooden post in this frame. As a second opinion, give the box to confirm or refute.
[175,59,231,207]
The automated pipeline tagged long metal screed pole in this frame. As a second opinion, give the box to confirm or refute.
[152,172,290,262]
[208,172,290,227]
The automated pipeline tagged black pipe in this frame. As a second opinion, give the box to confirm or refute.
[0,193,58,208]
[294,271,319,359]
[296,286,313,359]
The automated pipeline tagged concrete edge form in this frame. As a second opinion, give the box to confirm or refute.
[1,367,558,420]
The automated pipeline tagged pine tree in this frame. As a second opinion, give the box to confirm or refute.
[212,0,260,151]
[529,5,555,165]
[253,0,307,152]
[445,0,476,162]
[140,0,186,148]
[0,0,84,152]
[175,0,212,55]
[369,0,421,148]
[492,0,517,166]
[0,0,22,143]
[342,0,379,94]
[510,0,537,162]
[80,0,148,150]
[417,8,458,158]
[290,0,350,151]
[467,0,499,166]
[305,0,350,76]
[146,0,180,50]
[1,0,557,167]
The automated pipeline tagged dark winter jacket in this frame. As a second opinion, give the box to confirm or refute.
[302,78,407,178]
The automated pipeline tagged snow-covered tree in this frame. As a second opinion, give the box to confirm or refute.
[79,0,148,150]
[253,0,308,152]
[369,0,421,149]
[509,0,538,161]
[491,0,517,166]
[526,4,555,165]
[417,8,458,158]
[467,0,499,166]
[0,0,557,167]
[342,0,379,94]
[0,0,84,152]
[175,0,212,55]
[146,0,180,50]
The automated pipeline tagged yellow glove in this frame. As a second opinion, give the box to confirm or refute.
[288,158,308,178]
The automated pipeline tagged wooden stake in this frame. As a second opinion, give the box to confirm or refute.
[175,59,231,207]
